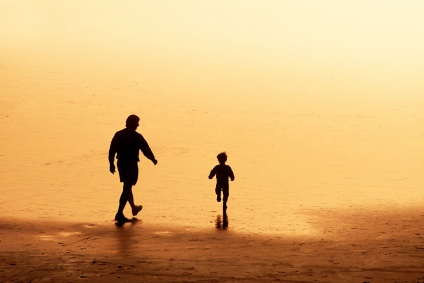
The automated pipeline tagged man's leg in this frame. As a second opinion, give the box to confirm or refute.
[128,190,143,216]
[116,182,132,218]
[128,190,135,208]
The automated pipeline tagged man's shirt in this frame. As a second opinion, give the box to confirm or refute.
[109,128,155,163]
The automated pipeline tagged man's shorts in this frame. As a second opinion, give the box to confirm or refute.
[117,160,139,185]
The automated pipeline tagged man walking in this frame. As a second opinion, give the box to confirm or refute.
[109,114,157,222]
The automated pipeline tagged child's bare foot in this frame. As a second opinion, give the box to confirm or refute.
[217,195,221,202]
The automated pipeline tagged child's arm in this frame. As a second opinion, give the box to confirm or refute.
[208,166,216,179]
[228,166,235,181]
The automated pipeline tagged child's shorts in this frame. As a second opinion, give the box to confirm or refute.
[215,183,229,200]
[117,160,139,185]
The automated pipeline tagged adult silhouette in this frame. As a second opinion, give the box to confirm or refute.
[109,114,157,222]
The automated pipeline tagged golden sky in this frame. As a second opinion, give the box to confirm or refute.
[1,1,423,67]
[1,1,423,106]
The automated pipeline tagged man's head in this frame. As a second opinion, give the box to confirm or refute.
[126,114,140,130]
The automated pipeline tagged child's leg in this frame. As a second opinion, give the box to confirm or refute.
[215,184,221,202]
[222,186,229,209]
[223,190,229,202]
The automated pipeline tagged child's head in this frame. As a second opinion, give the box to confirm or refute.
[217,152,227,164]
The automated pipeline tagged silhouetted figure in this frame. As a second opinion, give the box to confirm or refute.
[109,114,157,223]
[208,152,235,211]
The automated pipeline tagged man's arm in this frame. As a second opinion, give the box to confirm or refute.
[139,134,157,165]
[108,134,117,173]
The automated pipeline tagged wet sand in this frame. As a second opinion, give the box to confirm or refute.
[2,206,424,283]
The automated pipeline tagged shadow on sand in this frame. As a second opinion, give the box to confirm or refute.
[115,217,140,227]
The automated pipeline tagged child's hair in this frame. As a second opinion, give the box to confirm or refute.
[217,152,227,164]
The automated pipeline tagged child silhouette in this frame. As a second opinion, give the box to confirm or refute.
[208,152,235,210]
